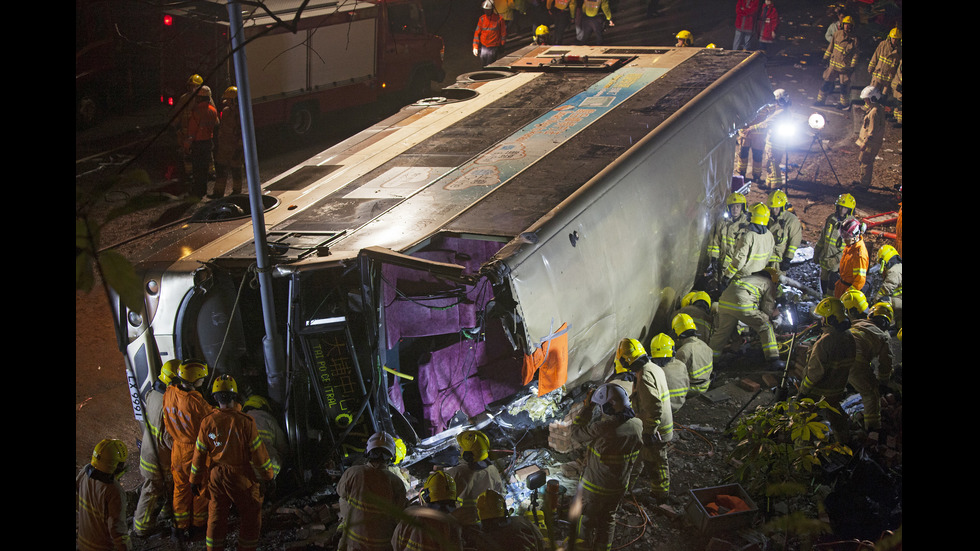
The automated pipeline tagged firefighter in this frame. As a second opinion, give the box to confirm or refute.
[675,291,714,342]
[871,244,902,329]
[868,28,902,106]
[855,86,886,189]
[546,0,577,46]
[570,383,642,551]
[446,429,505,529]
[336,431,409,551]
[242,395,288,498]
[737,93,776,184]
[616,338,673,500]
[190,375,275,551]
[766,189,802,272]
[475,490,545,551]
[816,15,860,110]
[798,298,856,442]
[675,29,693,47]
[532,24,551,46]
[840,288,870,321]
[184,85,220,200]
[762,89,792,190]
[576,0,614,46]
[835,218,869,298]
[132,360,178,537]
[77,439,132,551]
[392,471,465,551]
[174,74,214,184]
[213,86,244,199]
[710,268,783,370]
[847,302,895,432]
[814,193,856,297]
[162,359,214,540]
[648,333,691,413]
[708,192,749,279]
[724,202,775,283]
[473,0,507,67]
[671,313,714,396]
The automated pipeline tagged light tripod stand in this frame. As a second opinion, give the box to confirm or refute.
[794,113,843,186]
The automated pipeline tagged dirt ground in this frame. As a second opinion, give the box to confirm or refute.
[76,1,902,549]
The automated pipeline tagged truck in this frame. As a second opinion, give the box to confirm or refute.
[157,0,445,136]
[110,44,773,480]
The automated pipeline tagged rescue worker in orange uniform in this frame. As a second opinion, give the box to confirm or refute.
[184,85,219,199]
[835,218,869,298]
[77,439,132,551]
[132,360,178,537]
[671,313,714,396]
[336,431,409,551]
[616,338,673,500]
[570,383,642,551]
[475,490,545,551]
[446,429,505,532]
[190,375,276,551]
[392,471,465,551]
[162,359,214,540]
[798,298,856,442]
[473,0,507,67]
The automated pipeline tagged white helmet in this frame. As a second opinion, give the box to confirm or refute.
[773,88,789,105]
[365,431,397,460]
[860,86,882,100]
[591,383,630,413]
[482,0,493,9]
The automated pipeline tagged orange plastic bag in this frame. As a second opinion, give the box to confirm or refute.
[521,322,569,395]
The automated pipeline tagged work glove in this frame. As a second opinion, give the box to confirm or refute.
[191,483,203,496]
[262,478,278,501]
[473,47,479,57]
[779,259,792,272]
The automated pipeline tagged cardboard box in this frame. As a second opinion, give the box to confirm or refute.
[686,484,758,534]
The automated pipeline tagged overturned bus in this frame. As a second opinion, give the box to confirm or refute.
[111,44,773,479]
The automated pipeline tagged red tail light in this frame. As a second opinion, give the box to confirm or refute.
[163,14,173,26]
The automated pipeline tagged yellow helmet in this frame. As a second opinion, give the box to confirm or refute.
[178,360,208,384]
[748,202,770,225]
[394,438,407,465]
[535,25,550,37]
[477,490,508,521]
[676,30,693,44]
[648,333,674,359]
[726,192,747,207]
[159,359,180,385]
[212,374,239,395]
[870,302,894,325]
[421,471,456,504]
[840,288,869,314]
[814,297,846,326]
[188,74,204,87]
[243,394,270,411]
[888,27,902,39]
[841,15,854,24]
[876,244,899,265]
[767,189,788,210]
[91,439,129,476]
[836,193,856,211]
[222,86,238,100]
[681,290,711,309]
[615,338,647,373]
[457,430,491,462]
[671,313,697,338]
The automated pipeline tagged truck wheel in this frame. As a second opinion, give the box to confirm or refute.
[288,104,317,137]
[406,67,433,103]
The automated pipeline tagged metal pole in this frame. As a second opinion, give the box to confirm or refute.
[226,0,286,406]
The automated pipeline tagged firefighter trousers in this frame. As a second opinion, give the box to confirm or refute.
[172,440,209,530]
[206,464,263,551]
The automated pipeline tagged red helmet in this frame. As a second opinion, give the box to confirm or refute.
[839,218,862,239]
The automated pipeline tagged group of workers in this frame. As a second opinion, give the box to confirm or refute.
[76,359,287,551]
[174,74,246,201]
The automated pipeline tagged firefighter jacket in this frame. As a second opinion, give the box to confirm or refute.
[547,0,577,15]
[719,271,777,316]
[814,215,845,272]
[868,38,902,89]
[676,304,713,341]
[392,505,465,551]
[446,461,504,526]
[570,405,642,498]
[799,325,856,397]
[708,213,747,272]
[336,462,409,551]
[726,224,775,280]
[873,259,902,305]
[631,357,673,442]
[139,381,172,481]
[186,100,219,143]
[835,237,869,297]
[247,408,287,479]
[850,320,894,382]
[768,209,802,266]
[757,2,779,44]
[735,0,760,33]
[580,0,611,19]
[215,103,244,167]
[473,13,507,49]
[479,516,545,551]
[190,405,275,485]
[856,103,886,151]
[674,336,713,394]
[163,386,214,453]
[660,357,691,412]
[823,29,859,78]
[76,465,132,551]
